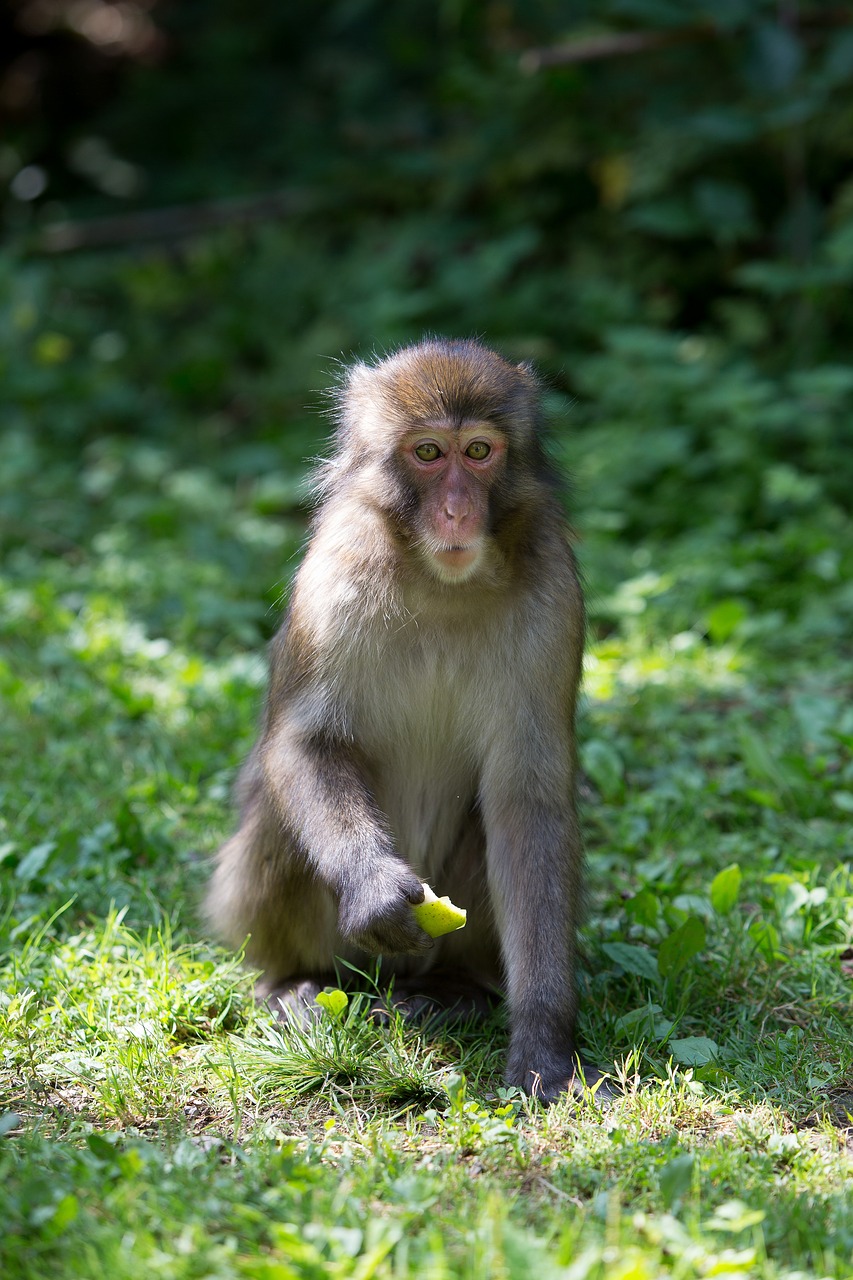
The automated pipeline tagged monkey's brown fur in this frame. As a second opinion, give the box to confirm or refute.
[207,339,593,1101]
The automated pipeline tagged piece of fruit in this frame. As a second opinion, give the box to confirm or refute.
[412,883,467,937]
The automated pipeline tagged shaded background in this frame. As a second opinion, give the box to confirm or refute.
[6,2,853,357]
[4,0,853,464]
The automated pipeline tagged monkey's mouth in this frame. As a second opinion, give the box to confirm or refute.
[434,545,479,573]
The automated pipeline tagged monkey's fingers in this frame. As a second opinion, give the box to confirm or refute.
[356,914,435,956]
[339,864,435,955]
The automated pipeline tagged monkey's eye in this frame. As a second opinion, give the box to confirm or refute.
[415,442,442,462]
[465,441,491,461]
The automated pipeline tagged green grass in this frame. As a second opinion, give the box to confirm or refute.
[2,236,852,1278]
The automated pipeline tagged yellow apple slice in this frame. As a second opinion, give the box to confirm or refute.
[412,883,467,938]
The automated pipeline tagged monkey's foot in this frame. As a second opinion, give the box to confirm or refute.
[506,1056,616,1106]
[564,1063,618,1107]
[374,971,499,1027]
[263,976,334,1028]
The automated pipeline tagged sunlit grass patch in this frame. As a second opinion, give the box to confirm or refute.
[1,910,253,1130]
[225,978,504,1115]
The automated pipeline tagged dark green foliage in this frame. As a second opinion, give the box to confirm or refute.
[6,0,853,363]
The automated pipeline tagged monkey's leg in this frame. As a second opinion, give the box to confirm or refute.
[481,742,605,1104]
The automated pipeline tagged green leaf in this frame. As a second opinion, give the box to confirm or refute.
[738,726,802,795]
[580,739,625,803]
[625,889,659,928]
[710,864,742,915]
[791,693,839,751]
[314,988,348,1018]
[748,919,781,961]
[15,841,57,882]
[745,788,782,810]
[658,917,706,978]
[705,1199,766,1233]
[669,1036,719,1067]
[659,1153,694,1209]
[49,1194,79,1233]
[87,1133,120,1162]
[0,1112,21,1138]
[615,1003,674,1040]
[601,942,660,983]
[706,599,747,644]
[443,1071,466,1105]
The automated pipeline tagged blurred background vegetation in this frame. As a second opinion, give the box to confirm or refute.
[1,0,852,925]
[4,0,853,504]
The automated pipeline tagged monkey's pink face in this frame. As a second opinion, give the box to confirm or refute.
[401,424,507,583]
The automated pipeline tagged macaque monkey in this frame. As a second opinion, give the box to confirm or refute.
[207,338,598,1101]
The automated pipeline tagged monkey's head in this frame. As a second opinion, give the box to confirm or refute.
[332,339,551,586]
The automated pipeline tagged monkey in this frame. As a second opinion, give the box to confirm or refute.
[207,338,602,1102]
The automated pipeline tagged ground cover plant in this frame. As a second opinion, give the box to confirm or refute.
[1,230,852,1279]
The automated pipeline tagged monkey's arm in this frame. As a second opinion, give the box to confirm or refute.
[260,717,431,956]
[480,718,582,1101]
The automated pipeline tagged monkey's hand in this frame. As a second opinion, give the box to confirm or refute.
[338,864,433,956]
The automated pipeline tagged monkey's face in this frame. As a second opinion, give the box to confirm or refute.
[335,341,544,587]
[399,423,507,584]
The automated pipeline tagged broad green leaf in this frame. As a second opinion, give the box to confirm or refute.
[314,988,348,1018]
[672,893,714,921]
[658,917,706,978]
[625,889,659,928]
[50,1195,80,1232]
[791,692,839,751]
[738,727,804,796]
[706,599,747,644]
[87,1133,120,1161]
[710,864,742,915]
[581,739,624,803]
[0,1112,20,1138]
[669,1036,719,1067]
[443,1071,466,1104]
[745,788,782,809]
[15,841,57,882]
[601,942,660,983]
[659,1153,694,1209]
[614,1003,674,1039]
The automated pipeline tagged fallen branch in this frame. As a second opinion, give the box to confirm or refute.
[520,9,852,72]
[31,188,316,254]
[520,28,704,72]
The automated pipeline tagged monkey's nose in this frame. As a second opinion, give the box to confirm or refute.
[443,500,470,523]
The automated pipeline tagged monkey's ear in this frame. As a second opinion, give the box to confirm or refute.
[335,360,377,419]
[516,361,536,381]
[344,360,376,392]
